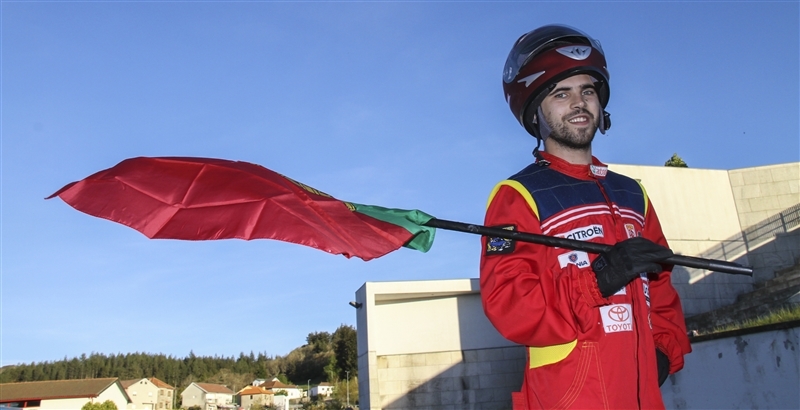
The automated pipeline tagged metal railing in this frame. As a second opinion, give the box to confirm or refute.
[742,203,800,251]
[687,202,800,268]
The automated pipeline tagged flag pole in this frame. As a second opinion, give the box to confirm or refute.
[423,218,753,276]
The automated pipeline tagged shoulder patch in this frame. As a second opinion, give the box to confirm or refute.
[485,225,517,255]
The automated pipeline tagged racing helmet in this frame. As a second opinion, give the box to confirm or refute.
[503,24,611,140]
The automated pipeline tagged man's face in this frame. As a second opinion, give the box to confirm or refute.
[539,74,602,150]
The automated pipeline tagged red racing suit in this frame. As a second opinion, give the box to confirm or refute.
[480,152,691,409]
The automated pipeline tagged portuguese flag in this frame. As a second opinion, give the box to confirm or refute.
[47,157,435,261]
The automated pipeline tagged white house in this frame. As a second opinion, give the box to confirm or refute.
[0,378,131,410]
[180,382,234,410]
[121,377,175,410]
[310,382,333,398]
[237,385,273,409]
[257,378,302,401]
[272,395,290,410]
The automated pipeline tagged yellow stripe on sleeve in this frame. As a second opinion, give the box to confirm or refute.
[486,180,540,220]
[635,180,650,218]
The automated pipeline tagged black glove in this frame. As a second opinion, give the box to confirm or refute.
[656,348,670,386]
[591,237,673,298]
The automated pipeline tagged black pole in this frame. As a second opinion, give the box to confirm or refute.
[423,218,753,276]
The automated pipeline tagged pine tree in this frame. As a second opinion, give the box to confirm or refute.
[332,325,357,379]
[664,153,689,167]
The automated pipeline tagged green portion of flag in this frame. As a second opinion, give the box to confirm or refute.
[351,203,436,252]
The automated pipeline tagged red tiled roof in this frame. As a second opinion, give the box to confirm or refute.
[0,378,126,403]
[195,383,234,394]
[237,386,273,395]
[117,377,175,391]
[119,379,139,389]
[148,377,174,389]
[258,380,298,390]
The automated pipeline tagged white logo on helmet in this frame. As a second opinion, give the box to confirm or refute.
[517,71,545,88]
[557,46,592,60]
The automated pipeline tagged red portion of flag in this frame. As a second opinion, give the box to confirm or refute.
[48,157,418,261]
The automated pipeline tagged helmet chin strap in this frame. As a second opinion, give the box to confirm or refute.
[532,139,549,166]
[536,106,553,141]
[531,107,551,166]
[598,110,609,134]
[601,111,611,133]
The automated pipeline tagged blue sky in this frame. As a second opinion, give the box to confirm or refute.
[2,1,798,367]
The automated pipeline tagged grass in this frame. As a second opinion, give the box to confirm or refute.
[704,304,800,335]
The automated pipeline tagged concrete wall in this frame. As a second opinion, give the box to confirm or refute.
[372,347,524,409]
[39,385,130,410]
[355,278,800,410]
[355,279,521,410]
[746,228,800,282]
[39,397,92,409]
[96,385,132,410]
[661,325,800,409]
[729,163,800,230]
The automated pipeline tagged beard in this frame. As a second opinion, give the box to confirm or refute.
[545,108,598,150]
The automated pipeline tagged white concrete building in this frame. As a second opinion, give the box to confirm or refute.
[354,162,800,410]
[257,378,302,401]
[180,382,234,410]
[355,279,521,409]
[0,378,131,410]
[310,382,333,398]
[121,377,175,410]
[237,385,273,409]
[272,395,290,410]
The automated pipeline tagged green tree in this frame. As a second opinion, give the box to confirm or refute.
[323,355,338,383]
[664,153,688,167]
[81,400,118,410]
[332,325,357,379]
[306,331,332,353]
[206,368,251,394]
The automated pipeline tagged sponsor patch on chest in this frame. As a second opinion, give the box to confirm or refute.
[558,224,605,241]
[624,223,638,239]
[600,304,633,333]
[558,251,590,269]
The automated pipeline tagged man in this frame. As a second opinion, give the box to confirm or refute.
[480,25,691,409]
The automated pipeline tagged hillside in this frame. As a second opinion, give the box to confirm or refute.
[0,325,356,400]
